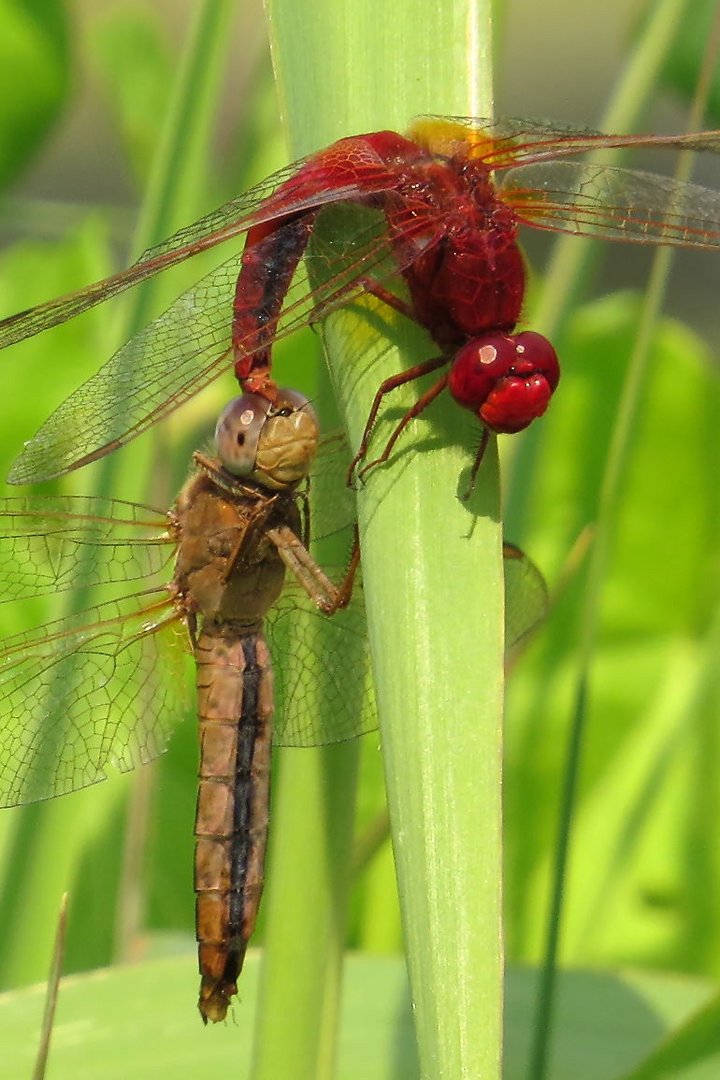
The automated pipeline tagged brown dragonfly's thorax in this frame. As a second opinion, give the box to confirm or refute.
[171,469,301,626]
[384,154,526,346]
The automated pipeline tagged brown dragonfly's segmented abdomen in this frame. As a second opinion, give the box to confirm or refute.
[194,626,273,1024]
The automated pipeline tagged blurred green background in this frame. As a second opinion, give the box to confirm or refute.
[0,1,719,1078]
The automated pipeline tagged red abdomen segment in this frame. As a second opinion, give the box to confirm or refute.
[194,629,273,1024]
[232,216,316,389]
[448,331,560,433]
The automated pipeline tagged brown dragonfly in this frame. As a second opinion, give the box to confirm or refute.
[0,390,547,1022]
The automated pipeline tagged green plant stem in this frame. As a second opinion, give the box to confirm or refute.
[254,2,506,1079]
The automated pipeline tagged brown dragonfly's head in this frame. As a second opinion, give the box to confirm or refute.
[214,389,319,490]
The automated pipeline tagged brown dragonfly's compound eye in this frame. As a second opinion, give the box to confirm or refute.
[215,394,272,476]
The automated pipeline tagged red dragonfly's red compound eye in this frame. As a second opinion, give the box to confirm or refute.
[447,331,560,434]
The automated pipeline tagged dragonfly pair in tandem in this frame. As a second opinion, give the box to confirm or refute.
[0,392,545,1023]
[2,115,720,1021]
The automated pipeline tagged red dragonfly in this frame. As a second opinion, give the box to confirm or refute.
[2,115,720,485]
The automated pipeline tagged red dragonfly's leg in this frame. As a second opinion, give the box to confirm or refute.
[461,427,491,501]
[348,359,449,484]
[361,280,415,321]
[307,275,414,327]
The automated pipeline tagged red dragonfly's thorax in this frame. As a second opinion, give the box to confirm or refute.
[382,153,526,347]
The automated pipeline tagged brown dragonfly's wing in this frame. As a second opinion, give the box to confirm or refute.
[9,209,441,486]
[302,431,358,541]
[0,495,172,600]
[0,588,191,807]
[265,570,376,747]
[0,497,188,807]
[266,543,547,748]
[502,541,548,647]
[498,159,720,249]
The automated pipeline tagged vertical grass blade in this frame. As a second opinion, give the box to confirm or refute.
[31,893,67,1080]
[256,2,505,1078]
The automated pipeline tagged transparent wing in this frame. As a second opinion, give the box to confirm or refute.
[0,495,172,600]
[304,431,358,540]
[268,543,548,747]
[499,160,720,249]
[415,115,720,167]
[9,206,441,485]
[0,492,548,788]
[502,541,548,646]
[0,149,405,351]
[17,116,720,484]
[0,590,191,807]
[267,570,375,746]
[414,115,720,246]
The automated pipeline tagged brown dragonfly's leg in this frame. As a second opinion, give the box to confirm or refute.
[460,427,491,501]
[352,367,449,484]
[335,525,361,609]
[266,523,361,614]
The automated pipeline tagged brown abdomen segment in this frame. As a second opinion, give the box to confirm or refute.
[194,629,273,1024]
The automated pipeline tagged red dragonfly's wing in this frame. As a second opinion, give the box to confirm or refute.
[0,152,405,351]
[8,204,441,485]
[414,115,720,167]
[498,160,720,249]
[414,115,720,248]
[12,116,720,485]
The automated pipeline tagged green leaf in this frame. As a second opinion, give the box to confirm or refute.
[505,291,720,981]
[619,984,720,1079]
[1,953,716,1080]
